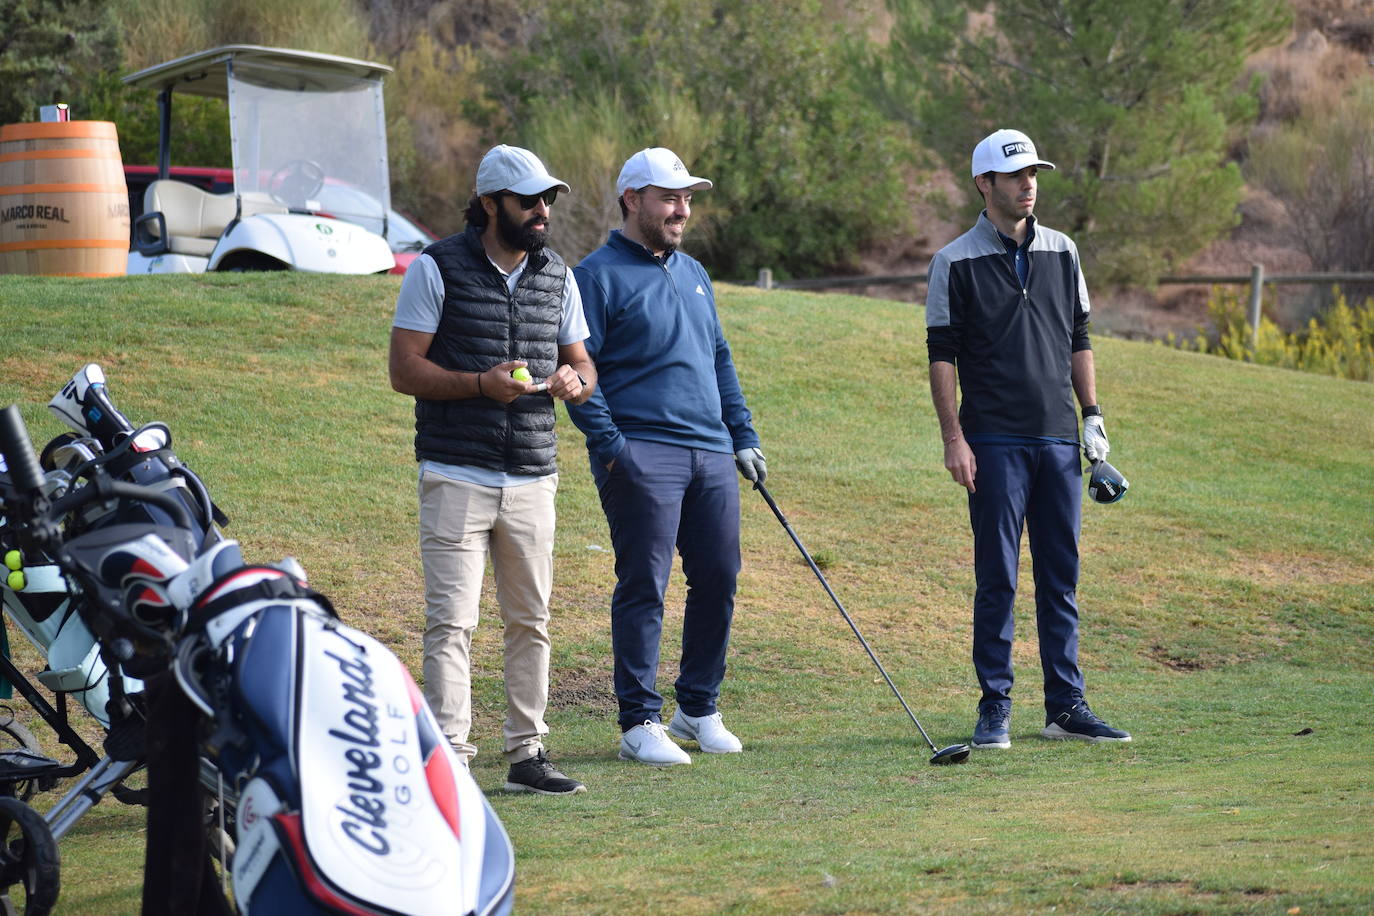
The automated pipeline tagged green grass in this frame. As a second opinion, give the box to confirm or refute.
[1,273,1372,914]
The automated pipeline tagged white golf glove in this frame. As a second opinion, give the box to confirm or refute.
[734,447,767,484]
[1082,415,1110,462]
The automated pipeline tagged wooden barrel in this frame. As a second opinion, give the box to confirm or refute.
[0,121,129,277]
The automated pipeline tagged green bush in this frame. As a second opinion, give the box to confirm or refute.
[1167,286,1374,381]
[68,0,393,188]
[0,0,120,127]
[486,0,913,279]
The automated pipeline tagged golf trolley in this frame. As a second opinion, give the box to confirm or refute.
[0,366,227,914]
[0,366,515,915]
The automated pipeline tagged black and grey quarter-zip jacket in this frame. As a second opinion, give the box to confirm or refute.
[925,211,1092,440]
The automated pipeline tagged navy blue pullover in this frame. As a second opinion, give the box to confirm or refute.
[925,212,1092,439]
[567,230,759,466]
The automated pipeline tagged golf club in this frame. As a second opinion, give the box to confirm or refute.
[753,481,970,765]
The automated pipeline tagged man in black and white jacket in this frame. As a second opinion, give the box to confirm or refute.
[925,128,1131,751]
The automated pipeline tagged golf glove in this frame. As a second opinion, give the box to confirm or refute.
[1082,415,1110,462]
[735,447,767,484]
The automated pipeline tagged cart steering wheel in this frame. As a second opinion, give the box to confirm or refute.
[267,159,326,210]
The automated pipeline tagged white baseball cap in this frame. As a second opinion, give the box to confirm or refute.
[970,129,1056,177]
[475,144,570,196]
[616,148,713,195]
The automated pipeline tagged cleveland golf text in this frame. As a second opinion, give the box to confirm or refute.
[324,648,412,857]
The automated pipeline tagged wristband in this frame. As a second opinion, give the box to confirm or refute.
[476,372,484,397]
[1081,405,1102,419]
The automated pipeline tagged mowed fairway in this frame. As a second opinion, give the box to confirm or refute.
[1,273,1370,914]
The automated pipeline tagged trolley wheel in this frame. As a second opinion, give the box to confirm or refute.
[0,797,59,916]
[0,718,42,803]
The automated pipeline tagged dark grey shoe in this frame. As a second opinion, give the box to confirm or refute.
[503,750,586,795]
[973,704,1011,749]
[1041,701,1131,743]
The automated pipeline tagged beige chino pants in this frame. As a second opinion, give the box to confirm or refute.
[418,469,557,764]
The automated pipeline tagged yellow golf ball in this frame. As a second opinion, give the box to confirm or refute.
[6,570,23,591]
[3,550,20,572]
[511,367,532,383]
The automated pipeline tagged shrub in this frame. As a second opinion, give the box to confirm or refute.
[486,0,913,279]
[1246,82,1374,277]
[384,32,497,239]
[1169,285,1374,381]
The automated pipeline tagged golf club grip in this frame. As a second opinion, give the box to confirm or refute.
[0,404,45,497]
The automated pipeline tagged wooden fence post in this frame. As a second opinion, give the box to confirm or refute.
[1248,263,1264,352]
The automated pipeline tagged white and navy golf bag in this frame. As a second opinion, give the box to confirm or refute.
[172,557,516,915]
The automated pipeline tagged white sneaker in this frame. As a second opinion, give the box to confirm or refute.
[619,720,691,766]
[667,709,743,754]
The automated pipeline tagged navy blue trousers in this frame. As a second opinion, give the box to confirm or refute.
[967,440,1085,715]
[590,439,740,731]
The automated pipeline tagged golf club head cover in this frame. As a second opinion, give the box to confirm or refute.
[1088,459,1129,504]
[49,363,136,448]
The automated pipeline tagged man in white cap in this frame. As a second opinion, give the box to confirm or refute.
[924,128,1130,752]
[389,144,597,794]
[567,148,766,767]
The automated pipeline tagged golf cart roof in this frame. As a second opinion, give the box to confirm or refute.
[122,45,392,98]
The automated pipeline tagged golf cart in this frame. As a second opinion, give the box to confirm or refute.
[122,45,397,274]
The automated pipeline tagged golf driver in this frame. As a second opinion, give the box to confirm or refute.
[753,482,970,765]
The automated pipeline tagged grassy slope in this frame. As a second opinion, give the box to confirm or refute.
[0,273,1371,914]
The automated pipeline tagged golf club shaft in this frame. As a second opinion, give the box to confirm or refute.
[753,482,940,754]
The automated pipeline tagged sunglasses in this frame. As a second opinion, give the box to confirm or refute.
[498,188,558,210]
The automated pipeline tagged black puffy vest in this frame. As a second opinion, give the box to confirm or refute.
[413,226,565,475]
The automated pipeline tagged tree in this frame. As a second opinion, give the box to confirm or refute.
[488,0,913,279]
[869,0,1291,285]
[0,0,120,127]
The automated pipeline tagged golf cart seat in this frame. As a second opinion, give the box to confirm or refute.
[138,179,236,256]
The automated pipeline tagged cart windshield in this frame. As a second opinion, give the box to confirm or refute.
[227,59,390,229]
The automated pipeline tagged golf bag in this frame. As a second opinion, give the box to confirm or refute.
[0,367,515,916]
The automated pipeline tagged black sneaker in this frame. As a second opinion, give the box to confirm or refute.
[503,750,586,795]
[972,704,1011,749]
[1041,701,1131,743]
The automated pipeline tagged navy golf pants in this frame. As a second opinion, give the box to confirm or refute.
[590,439,740,731]
[968,440,1085,715]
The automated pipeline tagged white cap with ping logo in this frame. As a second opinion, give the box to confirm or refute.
[971,129,1056,177]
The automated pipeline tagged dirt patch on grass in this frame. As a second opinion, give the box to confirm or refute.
[548,666,617,715]
[1108,878,1285,905]
[1232,550,1374,588]
[1148,646,1216,671]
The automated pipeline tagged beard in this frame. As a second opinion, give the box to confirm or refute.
[496,203,549,252]
[635,207,686,255]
